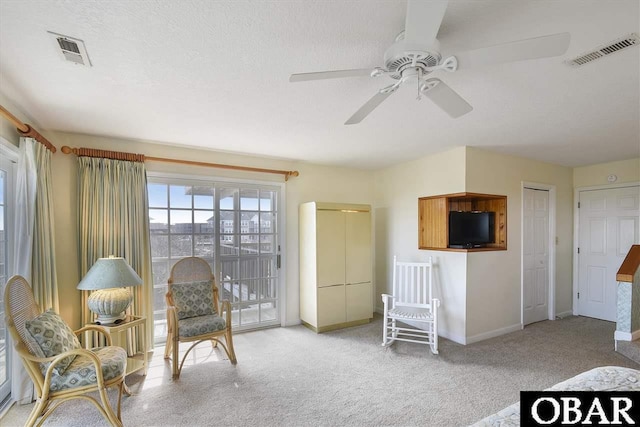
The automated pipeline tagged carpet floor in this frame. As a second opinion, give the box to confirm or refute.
[3,315,638,426]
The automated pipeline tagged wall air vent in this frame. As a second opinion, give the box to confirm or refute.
[47,31,92,66]
[565,33,639,67]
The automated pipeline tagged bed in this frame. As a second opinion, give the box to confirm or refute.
[471,366,640,427]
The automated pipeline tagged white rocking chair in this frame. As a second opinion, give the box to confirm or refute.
[382,256,440,354]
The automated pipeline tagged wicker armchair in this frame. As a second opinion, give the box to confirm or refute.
[4,275,127,427]
[164,257,237,379]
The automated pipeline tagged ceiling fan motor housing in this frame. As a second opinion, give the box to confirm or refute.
[384,38,442,80]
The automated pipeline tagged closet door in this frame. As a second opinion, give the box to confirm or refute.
[316,210,346,287]
[345,211,371,285]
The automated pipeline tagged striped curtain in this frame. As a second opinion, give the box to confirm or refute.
[31,142,59,311]
[77,156,153,350]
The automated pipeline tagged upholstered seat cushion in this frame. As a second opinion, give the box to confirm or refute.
[178,314,226,338]
[171,280,217,320]
[49,346,127,392]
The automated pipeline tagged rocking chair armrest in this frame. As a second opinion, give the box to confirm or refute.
[74,325,113,346]
[381,293,395,301]
[432,298,441,308]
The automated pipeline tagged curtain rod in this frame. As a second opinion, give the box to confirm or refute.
[0,104,57,153]
[61,146,300,181]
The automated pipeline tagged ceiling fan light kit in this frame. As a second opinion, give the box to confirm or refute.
[290,0,572,125]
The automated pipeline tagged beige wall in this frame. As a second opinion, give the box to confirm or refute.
[464,147,574,340]
[46,132,376,328]
[573,158,640,188]
[374,146,468,343]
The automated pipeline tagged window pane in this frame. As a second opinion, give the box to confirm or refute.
[219,211,236,234]
[148,183,167,208]
[260,212,274,233]
[260,234,275,254]
[152,261,169,285]
[221,259,238,281]
[260,190,274,212]
[195,235,214,257]
[193,186,214,209]
[261,300,277,322]
[260,258,276,279]
[170,209,192,232]
[153,284,167,312]
[219,188,237,210]
[261,278,278,299]
[170,185,192,208]
[151,235,169,258]
[149,209,168,233]
[220,234,239,255]
[240,258,259,279]
[194,210,214,231]
[170,235,192,257]
[240,189,259,211]
[240,212,259,234]
[241,238,259,255]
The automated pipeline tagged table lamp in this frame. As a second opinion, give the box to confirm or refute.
[77,256,143,324]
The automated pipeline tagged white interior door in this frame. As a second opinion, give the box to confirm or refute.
[523,188,549,325]
[578,186,640,321]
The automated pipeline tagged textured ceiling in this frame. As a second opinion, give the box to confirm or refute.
[0,0,638,169]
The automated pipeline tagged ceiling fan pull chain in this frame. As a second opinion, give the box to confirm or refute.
[416,67,422,100]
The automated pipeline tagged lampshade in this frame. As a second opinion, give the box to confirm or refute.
[78,256,143,324]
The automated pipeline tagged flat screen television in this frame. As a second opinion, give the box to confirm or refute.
[448,211,495,248]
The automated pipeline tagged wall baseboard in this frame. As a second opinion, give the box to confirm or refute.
[466,323,522,345]
[614,329,640,342]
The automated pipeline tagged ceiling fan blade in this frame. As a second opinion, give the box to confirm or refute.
[423,79,473,118]
[404,0,448,46]
[290,68,373,82]
[345,90,395,125]
[454,32,571,70]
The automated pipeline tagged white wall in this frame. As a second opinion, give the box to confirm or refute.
[374,146,468,343]
[49,132,375,328]
[573,158,640,188]
[464,147,573,340]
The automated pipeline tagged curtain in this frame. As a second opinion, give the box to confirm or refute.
[11,138,37,404]
[31,142,59,311]
[11,137,59,404]
[77,157,153,351]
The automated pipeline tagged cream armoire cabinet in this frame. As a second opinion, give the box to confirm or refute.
[299,202,373,332]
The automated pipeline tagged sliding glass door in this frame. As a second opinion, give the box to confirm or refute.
[0,155,15,404]
[148,178,282,345]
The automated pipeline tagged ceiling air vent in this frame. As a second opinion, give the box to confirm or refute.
[47,31,92,66]
[565,33,639,67]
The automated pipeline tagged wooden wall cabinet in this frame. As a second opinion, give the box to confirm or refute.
[299,202,373,332]
[418,192,507,252]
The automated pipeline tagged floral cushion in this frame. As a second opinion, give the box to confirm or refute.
[178,314,226,338]
[49,346,127,392]
[25,309,82,375]
[171,280,217,320]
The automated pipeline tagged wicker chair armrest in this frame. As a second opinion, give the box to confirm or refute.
[42,347,108,387]
[15,341,59,364]
[166,304,178,337]
[220,299,232,325]
[74,325,113,346]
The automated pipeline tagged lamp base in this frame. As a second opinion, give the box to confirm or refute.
[87,288,132,325]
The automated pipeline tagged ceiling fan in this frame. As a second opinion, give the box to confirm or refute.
[290,0,570,125]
